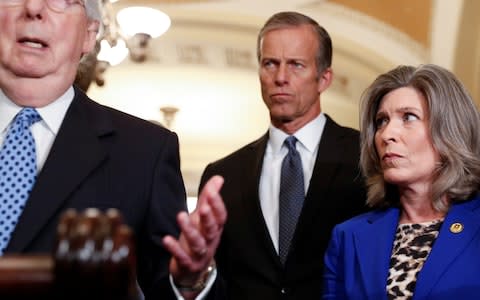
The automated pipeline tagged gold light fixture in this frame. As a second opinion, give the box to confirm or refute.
[76,1,172,91]
[98,2,171,65]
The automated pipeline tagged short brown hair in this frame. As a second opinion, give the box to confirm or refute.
[360,64,480,211]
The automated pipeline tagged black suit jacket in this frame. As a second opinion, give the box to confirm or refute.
[5,87,186,299]
[200,115,367,299]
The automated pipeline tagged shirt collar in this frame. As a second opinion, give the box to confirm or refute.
[268,113,327,154]
[0,87,74,135]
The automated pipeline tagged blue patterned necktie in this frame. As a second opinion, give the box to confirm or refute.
[0,108,41,255]
[279,136,305,264]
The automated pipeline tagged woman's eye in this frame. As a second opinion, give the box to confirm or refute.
[403,113,419,121]
[375,117,387,128]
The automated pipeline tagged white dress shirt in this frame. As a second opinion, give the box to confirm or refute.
[175,114,325,299]
[259,113,326,252]
[0,88,74,173]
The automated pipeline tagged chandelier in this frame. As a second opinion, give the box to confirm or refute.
[75,0,171,91]
[98,0,171,64]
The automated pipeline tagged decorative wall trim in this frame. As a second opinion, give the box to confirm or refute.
[303,2,429,65]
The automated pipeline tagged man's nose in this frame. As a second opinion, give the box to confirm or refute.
[24,0,46,20]
[274,64,289,85]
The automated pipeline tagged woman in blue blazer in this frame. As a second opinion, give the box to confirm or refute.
[323,64,480,300]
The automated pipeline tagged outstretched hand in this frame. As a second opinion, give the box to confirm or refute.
[163,175,226,292]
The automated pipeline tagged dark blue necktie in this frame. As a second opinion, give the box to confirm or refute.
[279,136,305,264]
[0,108,41,255]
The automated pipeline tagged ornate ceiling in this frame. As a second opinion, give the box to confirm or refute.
[87,0,480,196]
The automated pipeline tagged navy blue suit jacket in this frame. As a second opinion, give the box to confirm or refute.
[5,87,187,299]
[323,194,480,300]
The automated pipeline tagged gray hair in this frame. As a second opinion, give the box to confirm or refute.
[84,0,102,22]
[256,11,332,76]
[360,64,480,212]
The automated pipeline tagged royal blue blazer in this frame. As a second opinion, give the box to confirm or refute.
[323,194,480,300]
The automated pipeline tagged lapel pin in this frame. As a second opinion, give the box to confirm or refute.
[450,222,463,233]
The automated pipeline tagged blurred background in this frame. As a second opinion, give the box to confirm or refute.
[77,0,480,207]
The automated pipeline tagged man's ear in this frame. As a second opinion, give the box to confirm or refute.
[82,20,100,54]
[317,67,333,93]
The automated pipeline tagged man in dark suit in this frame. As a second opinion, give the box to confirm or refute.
[199,11,367,299]
[0,1,225,299]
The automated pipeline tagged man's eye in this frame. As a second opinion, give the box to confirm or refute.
[292,62,304,68]
[263,61,274,67]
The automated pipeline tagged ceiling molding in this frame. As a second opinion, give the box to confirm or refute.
[304,2,428,66]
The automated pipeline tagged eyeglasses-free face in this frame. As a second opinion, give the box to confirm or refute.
[0,0,84,13]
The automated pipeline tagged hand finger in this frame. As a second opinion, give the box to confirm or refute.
[205,186,227,227]
[162,235,193,267]
[199,175,227,227]
[198,205,219,242]
[197,175,224,206]
[177,212,207,257]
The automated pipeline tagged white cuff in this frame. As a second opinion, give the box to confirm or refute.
[169,266,217,300]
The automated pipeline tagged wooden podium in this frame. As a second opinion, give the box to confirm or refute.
[0,208,139,300]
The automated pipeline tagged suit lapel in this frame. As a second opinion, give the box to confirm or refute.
[294,117,349,240]
[413,196,480,299]
[243,134,282,266]
[354,208,399,300]
[7,89,112,252]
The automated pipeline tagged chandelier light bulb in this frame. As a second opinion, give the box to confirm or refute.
[116,6,171,39]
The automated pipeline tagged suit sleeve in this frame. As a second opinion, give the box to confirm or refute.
[139,132,188,299]
[323,225,347,300]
